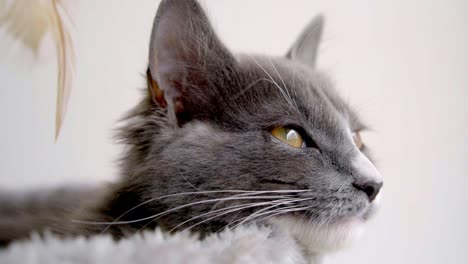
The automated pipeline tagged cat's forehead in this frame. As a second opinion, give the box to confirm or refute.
[235,55,363,132]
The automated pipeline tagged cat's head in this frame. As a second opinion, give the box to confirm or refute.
[115,0,383,254]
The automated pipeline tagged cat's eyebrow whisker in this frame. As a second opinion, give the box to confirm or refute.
[248,55,295,107]
[231,78,267,101]
[292,68,298,100]
[267,58,297,108]
[232,77,291,103]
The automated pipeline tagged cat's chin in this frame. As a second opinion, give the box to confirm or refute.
[267,213,368,254]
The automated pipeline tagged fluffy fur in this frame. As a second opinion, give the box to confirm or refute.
[68,0,383,242]
[0,0,383,262]
[0,226,311,264]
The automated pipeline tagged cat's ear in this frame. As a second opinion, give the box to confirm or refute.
[286,15,324,68]
[147,0,236,125]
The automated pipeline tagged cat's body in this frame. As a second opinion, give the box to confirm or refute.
[0,1,383,262]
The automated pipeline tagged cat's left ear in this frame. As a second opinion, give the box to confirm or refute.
[286,15,324,68]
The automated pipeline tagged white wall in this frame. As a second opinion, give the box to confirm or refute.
[0,0,467,263]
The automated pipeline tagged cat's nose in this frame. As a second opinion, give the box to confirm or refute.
[353,181,383,202]
[351,151,383,203]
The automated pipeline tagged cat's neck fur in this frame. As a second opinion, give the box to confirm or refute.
[268,222,325,264]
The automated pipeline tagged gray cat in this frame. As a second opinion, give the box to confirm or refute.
[0,0,383,261]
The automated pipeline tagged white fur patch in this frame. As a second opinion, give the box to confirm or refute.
[0,226,308,264]
[268,215,365,256]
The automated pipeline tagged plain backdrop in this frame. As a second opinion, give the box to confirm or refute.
[0,0,467,263]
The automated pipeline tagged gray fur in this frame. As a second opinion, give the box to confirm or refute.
[0,0,382,250]
[287,15,324,68]
[0,186,100,245]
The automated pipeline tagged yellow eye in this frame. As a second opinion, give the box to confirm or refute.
[270,127,305,148]
[352,131,364,150]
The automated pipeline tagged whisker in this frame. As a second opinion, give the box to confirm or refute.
[74,194,303,227]
[268,58,296,108]
[253,205,312,224]
[208,191,296,212]
[231,78,266,101]
[229,203,305,230]
[171,200,287,233]
[138,197,297,234]
[230,197,313,228]
[72,189,308,229]
[248,55,294,107]
[133,195,296,227]
[177,168,201,191]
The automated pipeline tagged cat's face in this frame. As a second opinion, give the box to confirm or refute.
[116,0,382,254]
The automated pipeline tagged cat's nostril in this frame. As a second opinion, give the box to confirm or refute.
[353,181,383,202]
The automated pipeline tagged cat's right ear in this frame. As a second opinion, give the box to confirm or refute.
[286,15,324,68]
[146,0,236,125]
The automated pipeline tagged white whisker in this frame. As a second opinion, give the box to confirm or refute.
[177,168,201,191]
[248,55,294,107]
[140,197,298,234]
[209,191,295,212]
[74,194,304,227]
[231,78,266,101]
[254,205,312,224]
[268,58,296,108]
[230,197,313,229]
[172,200,282,232]
[72,189,307,225]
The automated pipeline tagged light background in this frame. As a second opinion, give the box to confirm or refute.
[0,0,467,263]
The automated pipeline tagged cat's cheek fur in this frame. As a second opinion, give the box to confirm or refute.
[268,215,365,254]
